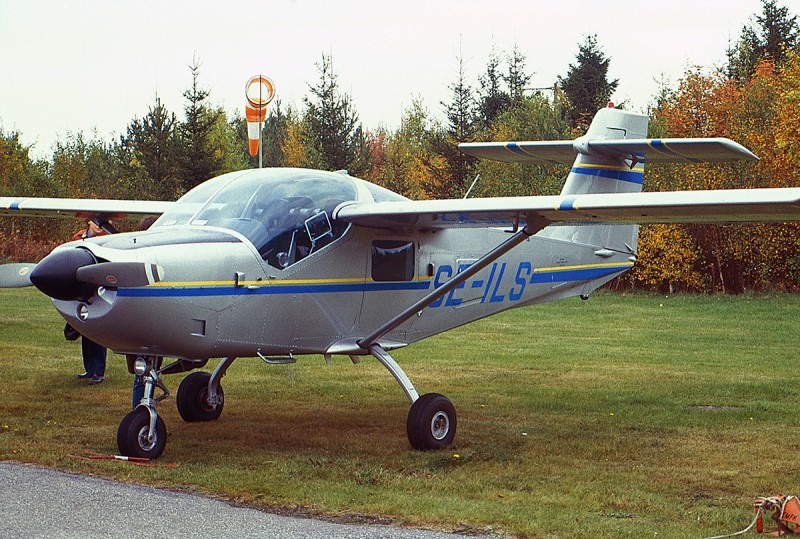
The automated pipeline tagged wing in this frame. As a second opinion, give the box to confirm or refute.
[458,138,759,165]
[0,196,173,288]
[0,197,173,219]
[334,188,800,230]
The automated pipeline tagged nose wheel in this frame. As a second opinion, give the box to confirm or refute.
[117,408,167,459]
[115,357,235,459]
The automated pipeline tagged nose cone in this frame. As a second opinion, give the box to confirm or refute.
[30,248,98,301]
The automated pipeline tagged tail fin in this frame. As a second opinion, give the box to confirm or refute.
[560,107,648,196]
[545,107,648,252]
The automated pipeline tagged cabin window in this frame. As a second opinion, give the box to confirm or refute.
[371,240,415,281]
[183,169,356,269]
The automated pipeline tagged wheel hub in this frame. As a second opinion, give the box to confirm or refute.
[137,426,157,451]
[430,411,450,440]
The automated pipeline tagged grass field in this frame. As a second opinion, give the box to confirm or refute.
[1,288,799,537]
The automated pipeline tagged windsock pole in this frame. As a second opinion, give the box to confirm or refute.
[245,75,275,168]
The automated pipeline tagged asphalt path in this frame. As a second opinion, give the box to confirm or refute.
[0,462,484,539]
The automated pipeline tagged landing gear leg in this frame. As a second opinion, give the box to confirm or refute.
[117,356,169,459]
[368,345,457,450]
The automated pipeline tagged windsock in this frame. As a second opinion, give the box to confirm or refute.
[245,75,275,157]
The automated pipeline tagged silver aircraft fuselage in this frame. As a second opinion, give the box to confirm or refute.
[50,203,632,361]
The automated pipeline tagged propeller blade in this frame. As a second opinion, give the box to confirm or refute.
[0,262,37,288]
[75,262,163,288]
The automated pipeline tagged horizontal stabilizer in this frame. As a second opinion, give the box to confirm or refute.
[459,138,759,165]
[0,197,173,219]
[335,188,800,230]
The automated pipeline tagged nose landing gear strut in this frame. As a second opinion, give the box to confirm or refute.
[116,356,233,459]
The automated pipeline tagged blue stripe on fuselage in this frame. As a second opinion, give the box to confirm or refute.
[116,262,632,300]
[118,280,430,298]
[529,265,628,284]
[571,166,644,185]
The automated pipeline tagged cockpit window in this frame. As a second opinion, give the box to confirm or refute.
[153,170,245,228]
[160,169,357,269]
[362,181,409,203]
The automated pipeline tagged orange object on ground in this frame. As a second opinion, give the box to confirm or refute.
[781,496,800,526]
[753,495,799,535]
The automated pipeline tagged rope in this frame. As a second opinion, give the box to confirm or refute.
[700,506,764,539]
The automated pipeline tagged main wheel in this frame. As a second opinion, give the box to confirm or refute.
[176,371,224,422]
[406,393,457,450]
[117,408,167,459]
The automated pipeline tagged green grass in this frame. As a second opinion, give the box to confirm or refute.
[1,288,799,537]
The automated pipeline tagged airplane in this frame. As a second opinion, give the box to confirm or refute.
[2,105,800,460]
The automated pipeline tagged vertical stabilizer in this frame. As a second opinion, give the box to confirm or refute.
[540,107,648,253]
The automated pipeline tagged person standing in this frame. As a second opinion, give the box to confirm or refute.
[72,219,108,385]
[77,337,107,385]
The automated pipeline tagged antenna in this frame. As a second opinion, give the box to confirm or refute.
[464,174,481,199]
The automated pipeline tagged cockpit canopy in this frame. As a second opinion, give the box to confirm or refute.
[153,168,405,269]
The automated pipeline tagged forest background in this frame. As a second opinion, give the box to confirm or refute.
[1,0,799,294]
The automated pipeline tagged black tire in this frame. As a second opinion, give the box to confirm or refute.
[406,393,457,450]
[176,371,223,422]
[116,408,167,459]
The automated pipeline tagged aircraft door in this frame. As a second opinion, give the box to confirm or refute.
[213,248,274,353]
[263,227,367,353]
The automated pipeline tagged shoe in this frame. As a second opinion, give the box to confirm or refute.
[76,372,92,379]
[88,375,104,385]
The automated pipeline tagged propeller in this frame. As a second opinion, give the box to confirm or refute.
[30,247,163,301]
[75,261,163,288]
[0,262,37,288]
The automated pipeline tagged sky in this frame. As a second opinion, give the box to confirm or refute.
[0,0,766,160]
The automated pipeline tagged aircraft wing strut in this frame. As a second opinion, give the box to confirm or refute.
[357,217,550,354]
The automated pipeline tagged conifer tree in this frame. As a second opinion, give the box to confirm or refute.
[443,53,478,143]
[260,99,289,168]
[303,53,369,175]
[438,53,478,198]
[119,96,179,198]
[558,35,619,128]
[477,47,510,128]
[504,44,531,106]
[727,0,799,81]
[177,58,223,190]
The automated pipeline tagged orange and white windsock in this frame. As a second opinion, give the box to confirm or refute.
[245,75,275,156]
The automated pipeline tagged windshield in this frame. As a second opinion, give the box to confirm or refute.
[156,169,358,269]
[153,170,246,228]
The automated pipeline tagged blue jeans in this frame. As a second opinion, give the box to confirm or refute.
[81,337,106,376]
[132,375,144,408]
